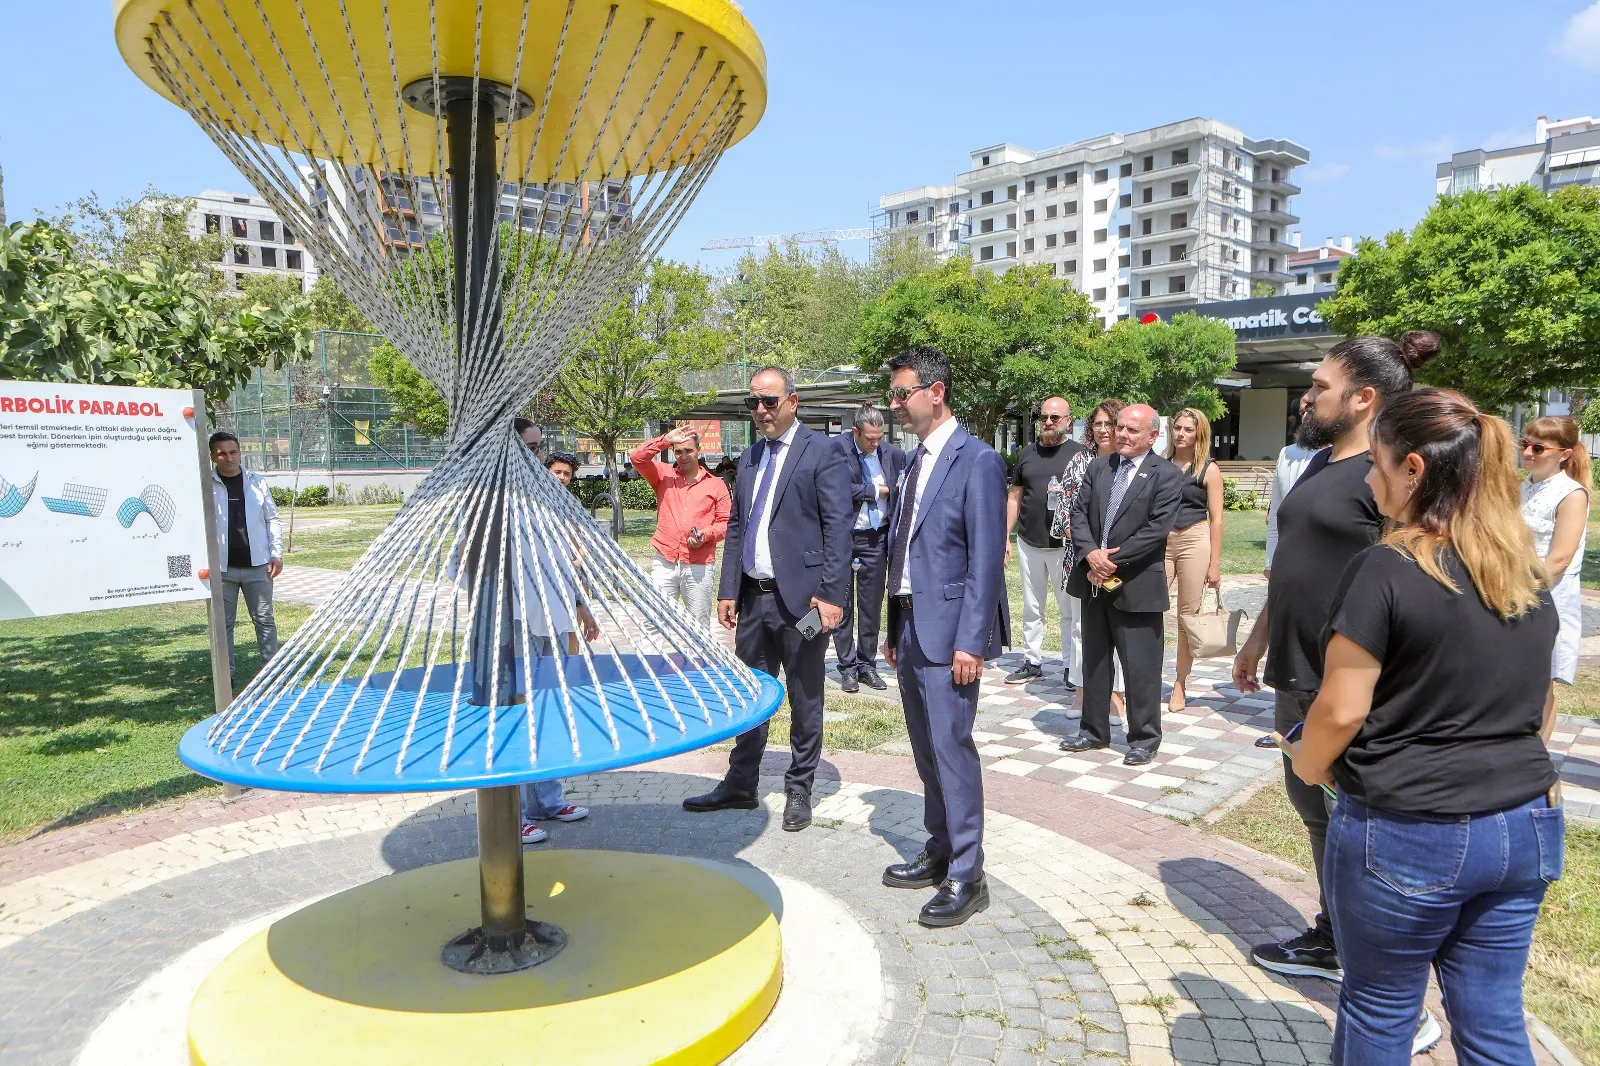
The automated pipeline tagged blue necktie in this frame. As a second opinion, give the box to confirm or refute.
[1102,459,1137,549]
[741,438,785,575]
[860,449,880,529]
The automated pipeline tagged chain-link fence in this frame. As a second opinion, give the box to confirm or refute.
[215,331,448,473]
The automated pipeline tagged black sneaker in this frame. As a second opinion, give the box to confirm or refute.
[1062,669,1076,693]
[1250,929,1343,981]
[1004,662,1042,685]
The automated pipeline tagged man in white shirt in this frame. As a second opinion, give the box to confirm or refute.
[832,404,906,693]
[209,432,283,677]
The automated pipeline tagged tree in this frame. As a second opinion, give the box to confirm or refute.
[1320,183,1600,410]
[855,257,1105,441]
[553,259,725,534]
[721,240,872,370]
[370,339,450,437]
[1098,312,1236,419]
[53,187,227,287]
[303,275,376,334]
[0,219,310,408]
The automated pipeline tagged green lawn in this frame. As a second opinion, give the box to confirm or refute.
[1209,783,1600,1064]
[279,504,400,569]
[0,600,311,843]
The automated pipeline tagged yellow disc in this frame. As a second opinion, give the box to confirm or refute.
[112,0,766,177]
[187,851,782,1066]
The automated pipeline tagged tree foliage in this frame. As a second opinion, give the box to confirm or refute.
[554,259,723,533]
[53,187,227,287]
[0,219,310,406]
[1099,313,1236,419]
[1320,183,1600,410]
[721,241,868,371]
[370,339,450,437]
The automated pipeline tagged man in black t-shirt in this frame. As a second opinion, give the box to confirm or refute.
[1004,397,1086,688]
[1232,356,1383,982]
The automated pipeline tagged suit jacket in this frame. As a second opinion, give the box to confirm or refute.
[1065,451,1184,614]
[885,425,1011,664]
[718,423,854,618]
[836,434,908,534]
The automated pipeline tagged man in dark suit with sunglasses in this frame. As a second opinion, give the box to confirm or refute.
[683,366,853,831]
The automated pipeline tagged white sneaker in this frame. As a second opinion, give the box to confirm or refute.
[520,821,548,844]
[1412,1008,1442,1056]
[550,804,589,823]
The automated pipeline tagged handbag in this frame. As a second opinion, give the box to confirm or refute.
[1178,587,1246,659]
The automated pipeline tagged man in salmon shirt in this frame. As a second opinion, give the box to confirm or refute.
[630,426,731,627]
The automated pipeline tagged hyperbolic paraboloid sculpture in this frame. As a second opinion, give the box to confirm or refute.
[117,0,775,975]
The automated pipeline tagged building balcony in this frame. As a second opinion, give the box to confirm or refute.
[1136,160,1202,184]
[1132,191,1200,214]
[1249,237,1296,254]
[1131,225,1199,244]
[1253,176,1302,196]
[1130,289,1199,307]
[1252,206,1297,224]
[1130,257,1197,276]
[1251,268,1295,285]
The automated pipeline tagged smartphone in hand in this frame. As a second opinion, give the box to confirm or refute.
[794,606,823,641]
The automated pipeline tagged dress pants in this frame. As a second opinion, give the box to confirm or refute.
[1079,591,1163,751]
[896,600,985,883]
[1017,537,1081,684]
[221,564,278,675]
[834,527,888,675]
[650,553,717,628]
[725,581,827,796]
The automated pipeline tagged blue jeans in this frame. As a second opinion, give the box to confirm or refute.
[521,778,565,820]
[1326,792,1564,1066]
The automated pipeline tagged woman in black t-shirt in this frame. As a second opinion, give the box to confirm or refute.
[1292,389,1561,1065]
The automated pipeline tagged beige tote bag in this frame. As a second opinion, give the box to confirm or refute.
[1179,587,1246,659]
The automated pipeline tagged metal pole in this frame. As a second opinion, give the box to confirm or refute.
[190,389,244,801]
[475,785,526,939]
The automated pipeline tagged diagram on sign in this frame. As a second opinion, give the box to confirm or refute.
[0,473,37,518]
[116,485,177,533]
[42,483,108,518]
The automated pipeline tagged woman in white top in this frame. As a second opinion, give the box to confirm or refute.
[1518,415,1590,684]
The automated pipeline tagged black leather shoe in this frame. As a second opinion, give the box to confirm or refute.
[683,781,759,813]
[782,789,812,831]
[859,666,888,691]
[1124,748,1155,767]
[883,850,949,889]
[1058,734,1109,753]
[919,878,990,927]
[840,671,859,693]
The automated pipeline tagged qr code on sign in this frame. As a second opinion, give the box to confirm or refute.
[167,555,192,579]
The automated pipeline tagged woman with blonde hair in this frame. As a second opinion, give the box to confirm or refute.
[1292,388,1561,1065]
[1162,408,1225,710]
[1519,414,1590,685]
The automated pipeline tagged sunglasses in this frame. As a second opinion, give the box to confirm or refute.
[1039,413,1068,423]
[887,383,932,403]
[1519,439,1562,456]
[743,394,784,411]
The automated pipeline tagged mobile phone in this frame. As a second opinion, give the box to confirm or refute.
[795,606,823,640]
[1101,576,1123,591]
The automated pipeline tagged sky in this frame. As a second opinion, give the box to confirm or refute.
[5,0,1600,275]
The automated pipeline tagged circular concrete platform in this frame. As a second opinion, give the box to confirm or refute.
[186,850,782,1066]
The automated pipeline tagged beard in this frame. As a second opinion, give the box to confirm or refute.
[1039,426,1068,447]
[1295,405,1355,450]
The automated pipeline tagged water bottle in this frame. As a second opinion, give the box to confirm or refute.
[1046,474,1062,511]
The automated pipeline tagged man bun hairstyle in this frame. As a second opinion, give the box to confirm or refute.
[1327,329,1444,404]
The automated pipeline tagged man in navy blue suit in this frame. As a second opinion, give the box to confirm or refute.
[833,403,907,694]
[880,347,1009,927]
[683,366,853,831]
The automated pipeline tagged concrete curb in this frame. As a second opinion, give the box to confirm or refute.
[1526,1011,1586,1066]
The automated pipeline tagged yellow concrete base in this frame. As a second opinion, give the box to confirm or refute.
[187,851,783,1066]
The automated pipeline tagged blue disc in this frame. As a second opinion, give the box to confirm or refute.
[179,655,784,794]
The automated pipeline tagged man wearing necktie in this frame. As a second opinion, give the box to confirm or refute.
[683,367,853,832]
[1060,404,1183,766]
[880,348,1009,928]
[832,404,907,693]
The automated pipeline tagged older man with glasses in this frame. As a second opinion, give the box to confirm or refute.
[683,366,853,832]
[1004,396,1088,690]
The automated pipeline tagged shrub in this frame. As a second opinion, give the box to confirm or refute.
[570,477,609,510]
[295,484,331,507]
[269,486,294,507]
[620,478,658,511]
[1222,477,1258,511]
[356,483,404,505]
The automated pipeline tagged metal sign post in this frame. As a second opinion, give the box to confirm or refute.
[190,389,243,800]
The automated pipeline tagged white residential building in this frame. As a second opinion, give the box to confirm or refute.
[876,118,1310,325]
[188,190,316,293]
[1285,235,1354,295]
[1436,114,1600,196]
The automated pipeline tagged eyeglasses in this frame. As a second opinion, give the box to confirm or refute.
[525,439,544,454]
[887,383,932,403]
[743,394,784,411]
[1090,419,1114,429]
[1039,413,1068,423]
[1519,439,1561,456]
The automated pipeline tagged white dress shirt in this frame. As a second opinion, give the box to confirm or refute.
[1265,443,1314,567]
[895,415,961,595]
[854,445,887,531]
[747,420,799,580]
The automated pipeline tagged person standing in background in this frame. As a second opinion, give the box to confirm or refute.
[1294,388,1559,1063]
[1234,331,1442,986]
[833,404,906,693]
[629,426,730,627]
[1059,405,1183,765]
[880,347,1008,927]
[1005,396,1087,691]
[1265,439,1315,576]
[209,431,282,678]
[683,367,852,833]
[1519,415,1591,686]
[1162,408,1225,712]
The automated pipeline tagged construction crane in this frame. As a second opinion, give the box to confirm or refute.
[702,226,874,251]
